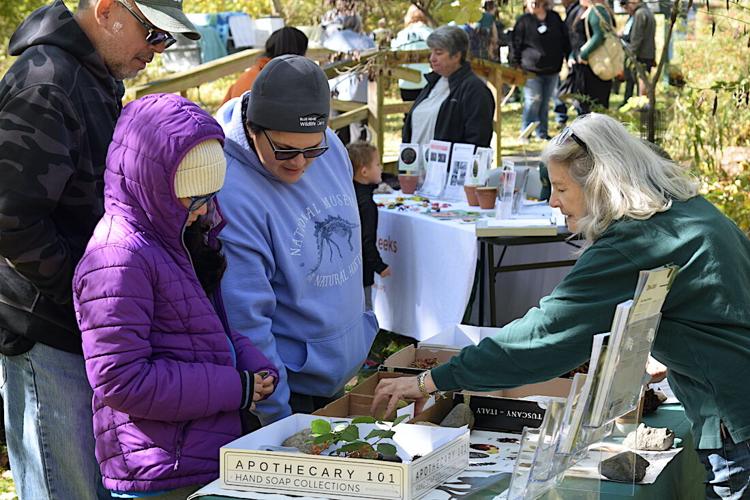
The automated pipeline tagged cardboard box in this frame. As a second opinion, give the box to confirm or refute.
[380,345,460,375]
[219,414,470,500]
[455,378,572,432]
[349,371,411,397]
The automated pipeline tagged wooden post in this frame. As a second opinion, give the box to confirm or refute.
[367,55,385,167]
[492,68,503,167]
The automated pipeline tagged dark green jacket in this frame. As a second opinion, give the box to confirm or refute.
[432,196,750,449]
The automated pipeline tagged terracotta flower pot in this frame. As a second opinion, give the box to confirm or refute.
[398,174,419,195]
[463,185,479,206]
[476,186,498,209]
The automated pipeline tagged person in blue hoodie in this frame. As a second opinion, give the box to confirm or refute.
[216,55,379,425]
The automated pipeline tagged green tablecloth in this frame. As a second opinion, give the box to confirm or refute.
[459,404,706,500]
[197,404,705,499]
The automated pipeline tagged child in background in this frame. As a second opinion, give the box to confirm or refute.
[347,141,391,310]
[73,94,277,499]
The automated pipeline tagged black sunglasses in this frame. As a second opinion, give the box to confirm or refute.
[117,0,176,49]
[262,130,329,161]
[553,126,589,154]
[188,192,216,212]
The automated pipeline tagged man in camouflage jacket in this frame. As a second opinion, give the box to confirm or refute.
[0,0,198,497]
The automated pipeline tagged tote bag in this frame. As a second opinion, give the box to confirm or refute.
[584,6,624,81]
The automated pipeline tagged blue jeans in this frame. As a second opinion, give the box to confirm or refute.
[698,436,750,499]
[0,343,110,500]
[522,73,559,139]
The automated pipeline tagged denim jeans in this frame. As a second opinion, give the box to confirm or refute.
[0,342,110,500]
[522,73,559,139]
[698,435,750,499]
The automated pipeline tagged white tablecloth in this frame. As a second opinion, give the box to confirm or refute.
[371,194,577,341]
[372,197,478,341]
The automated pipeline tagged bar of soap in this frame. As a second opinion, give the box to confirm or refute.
[623,423,675,451]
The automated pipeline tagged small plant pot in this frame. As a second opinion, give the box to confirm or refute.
[476,186,498,209]
[463,185,479,206]
[398,174,419,194]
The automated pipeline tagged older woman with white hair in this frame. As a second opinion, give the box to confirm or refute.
[402,25,495,147]
[374,113,750,498]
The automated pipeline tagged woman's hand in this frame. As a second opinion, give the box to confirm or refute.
[253,372,276,402]
[371,372,437,418]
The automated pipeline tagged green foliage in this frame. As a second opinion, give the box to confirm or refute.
[309,414,409,460]
[660,11,750,234]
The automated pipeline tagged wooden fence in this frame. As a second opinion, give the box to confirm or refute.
[127,47,527,169]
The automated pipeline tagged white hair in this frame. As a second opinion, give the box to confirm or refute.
[542,113,698,242]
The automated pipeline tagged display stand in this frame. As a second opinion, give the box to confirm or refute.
[507,264,678,499]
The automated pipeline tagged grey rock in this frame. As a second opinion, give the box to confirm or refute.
[623,423,675,451]
[281,428,315,454]
[599,451,650,483]
[440,403,475,429]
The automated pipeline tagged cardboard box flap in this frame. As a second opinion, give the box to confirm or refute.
[418,324,502,349]
[460,377,573,400]
[349,371,410,397]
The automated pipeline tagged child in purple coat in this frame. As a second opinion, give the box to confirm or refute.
[73,94,277,498]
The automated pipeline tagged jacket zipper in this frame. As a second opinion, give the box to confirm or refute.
[174,422,186,471]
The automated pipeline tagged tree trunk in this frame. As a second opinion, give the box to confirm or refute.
[648,0,681,143]
[271,0,285,18]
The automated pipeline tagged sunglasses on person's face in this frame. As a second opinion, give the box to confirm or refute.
[554,126,590,154]
[262,130,329,161]
[117,0,176,48]
[188,192,216,212]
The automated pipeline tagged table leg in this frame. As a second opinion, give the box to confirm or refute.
[488,244,508,327]
[479,242,486,325]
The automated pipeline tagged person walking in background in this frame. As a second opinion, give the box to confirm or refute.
[215,55,379,424]
[402,25,495,148]
[512,0,570,140]
[73,93,277,499]
[222,26,308,104]
[0,0,198,498]
[621,0,656,103]
[348,141,391,311]
[553,0,584,126]
[391,5,434,103]
[573,0,616,112]
[476,0,500,60]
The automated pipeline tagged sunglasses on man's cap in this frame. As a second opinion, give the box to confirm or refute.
[117,0,177,48]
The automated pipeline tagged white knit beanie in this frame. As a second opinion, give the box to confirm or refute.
[174,140,226,198]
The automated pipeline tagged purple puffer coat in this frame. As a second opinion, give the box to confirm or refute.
[73,94,276,492]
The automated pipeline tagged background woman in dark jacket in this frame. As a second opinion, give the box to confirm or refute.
[512,0,570,140]
[402,25,495,148]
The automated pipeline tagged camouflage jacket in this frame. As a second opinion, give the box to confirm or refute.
[0,0,123,355]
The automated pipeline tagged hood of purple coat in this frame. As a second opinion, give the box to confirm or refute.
[104,93,225,252]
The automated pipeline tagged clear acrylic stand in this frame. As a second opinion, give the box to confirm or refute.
[507,313,663,499]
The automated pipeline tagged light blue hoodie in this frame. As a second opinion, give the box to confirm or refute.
[215,96,379,424]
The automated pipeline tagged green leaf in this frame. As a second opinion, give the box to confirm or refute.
[310,419,331,435]
[377,443,398,456]
[332,422,349,433]
[313,433,333,444]
[340,424,360,442]
[339,441,368,453]
[365,429,396,440]
[351,416,377,424]
[392,414,410,427]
